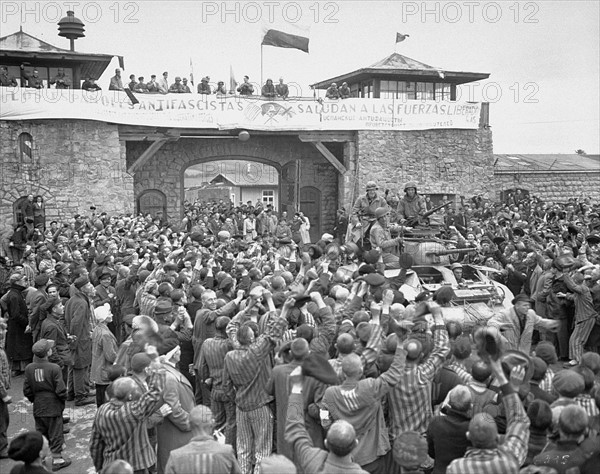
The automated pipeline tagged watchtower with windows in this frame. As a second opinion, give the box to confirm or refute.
[311,52,489,101]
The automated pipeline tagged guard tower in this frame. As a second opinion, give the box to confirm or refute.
[311,52,489,101]
[0,11,122,89]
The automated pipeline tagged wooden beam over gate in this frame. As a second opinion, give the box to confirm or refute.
[309,141,347,174]
[127,137,170,174]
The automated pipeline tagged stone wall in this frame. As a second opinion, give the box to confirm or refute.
[349,128,494,209]
[494,171,600,203]
[127,136,338,235]
[0,120,133,229]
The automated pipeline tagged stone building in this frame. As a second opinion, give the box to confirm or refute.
[5,26,594,242]
[493,154,600,203]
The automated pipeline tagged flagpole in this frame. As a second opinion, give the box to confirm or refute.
[260,44,264,87]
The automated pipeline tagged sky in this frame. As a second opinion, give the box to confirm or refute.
[1,0,599,154]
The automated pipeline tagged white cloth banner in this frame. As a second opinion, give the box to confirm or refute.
[0,87,481,131]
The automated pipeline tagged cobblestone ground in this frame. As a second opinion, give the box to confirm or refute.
[0,374,95,474]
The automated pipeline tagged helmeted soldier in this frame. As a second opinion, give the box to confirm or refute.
[397,181,426,225]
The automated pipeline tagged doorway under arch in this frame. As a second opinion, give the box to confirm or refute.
[138,189,167,220]
[183,159,281,210]
[180,156,295,217]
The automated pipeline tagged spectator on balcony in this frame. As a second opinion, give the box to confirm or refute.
[0,66,18,86]
[20,65,44,89]
[134,77,149,93]
[197,76,211,95]
[49,68,71,89]
[325,83,340,99]
[158,71,169,93]
[169,77,186,93]
[82,77,101,91]
[127,75,137,91]
[146,75,160,93]
[237,76,254,96]
[339,82,351,99]
[215,81,227,95]
[181,78,192,93]
[109,68,124,91]
[276,77,289,99]
[261,79,276,99]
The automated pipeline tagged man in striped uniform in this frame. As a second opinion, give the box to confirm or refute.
[563,269,599,366]
[198,316,236,446]
[193,289,243,406]
[447,361,530,473]
[222,290,288,474]
[90,348,166,474]
[387,302,450,437]
[321,305,408,473]
[164,405,241,474]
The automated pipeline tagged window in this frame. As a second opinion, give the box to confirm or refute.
[360,81,374,98]
[262,190,274,205]
[380,80,398,99]
[400,81,416,101]
[13,196,28,226]
[5,66,74,88]
[416,82,434,100]
[435,83,451,101]
[19,132,33,161]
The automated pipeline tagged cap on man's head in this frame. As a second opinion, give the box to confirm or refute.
[99,271,112,282]
[34,274,50,287]
[531,356,548,381]
[32,338,55,357]
[95,303,112,322]
[534,342,558,365]
[9,431,44,464]
[74,275,90,289]
[55,262,69,274]
[365,181,378,191]
[154,300,173,315]
[552,370,585,398]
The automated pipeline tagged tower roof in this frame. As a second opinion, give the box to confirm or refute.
[0,29,123,80]
[311,52,489,89]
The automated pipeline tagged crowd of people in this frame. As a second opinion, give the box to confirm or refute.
[1,65,294,99]
[1,181,600,474]
[2,65,363,101]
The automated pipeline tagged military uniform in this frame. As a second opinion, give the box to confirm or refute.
[370,221,401,269]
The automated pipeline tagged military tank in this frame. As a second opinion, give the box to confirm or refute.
[385,229,514,329]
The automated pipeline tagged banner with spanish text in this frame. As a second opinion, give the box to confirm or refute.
[0,88,481,131]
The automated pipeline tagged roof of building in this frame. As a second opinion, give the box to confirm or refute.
[0,30,123,80]
[210,172,277,187]
[494,154,600,172]
[311,52,490,89]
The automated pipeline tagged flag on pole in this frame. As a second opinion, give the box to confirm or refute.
[262,22,309,53]
[189,58,194,86]
[229,65,237,94]
[396,33,410,43]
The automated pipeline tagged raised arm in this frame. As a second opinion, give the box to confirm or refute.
[417,303,450,383]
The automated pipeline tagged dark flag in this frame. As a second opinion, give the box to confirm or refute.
[124,88,139,105]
